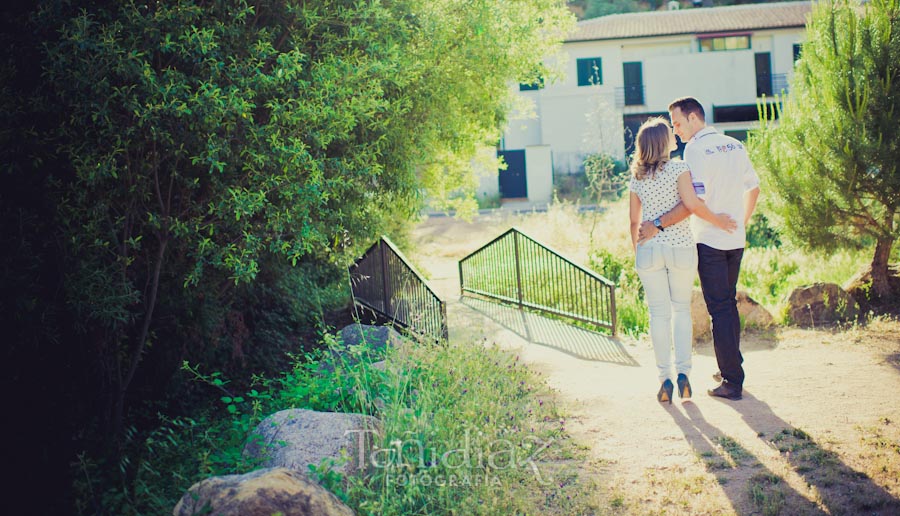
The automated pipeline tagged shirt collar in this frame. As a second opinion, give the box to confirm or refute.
[689,126,718,144]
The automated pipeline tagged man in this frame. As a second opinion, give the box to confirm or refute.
[638,97,760,401]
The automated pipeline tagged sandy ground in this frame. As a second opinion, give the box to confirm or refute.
[408,210,900,515]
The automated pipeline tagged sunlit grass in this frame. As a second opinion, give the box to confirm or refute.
[524,196,880,333]
[291,330,600,515]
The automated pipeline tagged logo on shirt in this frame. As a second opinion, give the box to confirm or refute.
[705,143,744,155]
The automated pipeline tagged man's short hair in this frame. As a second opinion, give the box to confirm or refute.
[668,97,705,122]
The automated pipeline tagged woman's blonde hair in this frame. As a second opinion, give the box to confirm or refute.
[630,117,672,180]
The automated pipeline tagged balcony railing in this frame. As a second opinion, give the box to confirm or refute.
[615,85,645,107]
[772,73,789,96]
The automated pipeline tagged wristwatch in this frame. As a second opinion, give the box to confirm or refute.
[653,218,665,231]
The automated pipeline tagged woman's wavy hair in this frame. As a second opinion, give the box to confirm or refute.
[630,117,672,181]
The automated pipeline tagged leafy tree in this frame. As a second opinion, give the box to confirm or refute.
[749,0,900,299]
[5,0,574,456]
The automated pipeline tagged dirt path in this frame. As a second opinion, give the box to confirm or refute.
[409,210,900,515]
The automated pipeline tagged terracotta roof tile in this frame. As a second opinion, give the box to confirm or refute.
[568,1,813,42]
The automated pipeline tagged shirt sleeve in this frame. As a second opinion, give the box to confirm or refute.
[675,160,691,180]
[740,149,760,191]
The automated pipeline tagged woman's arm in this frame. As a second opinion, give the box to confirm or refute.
[629,192,642,251]
[676,172,736,232]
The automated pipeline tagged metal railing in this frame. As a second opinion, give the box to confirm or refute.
[349,237,448,342]
[772,73,789,96]
[615,85,645,107]
[459,228,617,335]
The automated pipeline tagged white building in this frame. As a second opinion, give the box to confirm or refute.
[490,1,811,202]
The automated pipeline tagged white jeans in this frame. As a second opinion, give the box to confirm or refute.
[635,244,698,382]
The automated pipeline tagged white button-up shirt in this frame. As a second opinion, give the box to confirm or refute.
[683,127,760,250]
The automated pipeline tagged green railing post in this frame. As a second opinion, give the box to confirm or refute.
[513,231,524,308]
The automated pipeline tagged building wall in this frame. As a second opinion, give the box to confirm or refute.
[502,25,805,177]
[525,145,553,203]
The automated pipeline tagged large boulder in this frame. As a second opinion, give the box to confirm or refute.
[691,289,774,341]
[173,467,355,516]
[787,282,860,327]
[245,409,382,477]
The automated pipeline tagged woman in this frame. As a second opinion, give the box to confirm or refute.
[628,118,735,404]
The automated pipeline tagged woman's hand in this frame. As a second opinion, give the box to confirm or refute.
[715,213,737,233]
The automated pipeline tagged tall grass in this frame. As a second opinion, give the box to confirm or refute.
[75,329,595,515]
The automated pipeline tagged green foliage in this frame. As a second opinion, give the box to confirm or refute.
[583,0,644,18]
[739,246,869,321]
[746,212,782,248]
[748,0,900,295]
[589,248,648,336]
[2,0,575,503]
[6,0,575,509]
[74,331,593,515]
[584,152,629,201]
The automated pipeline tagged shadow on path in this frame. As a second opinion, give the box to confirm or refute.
[667,391,900,515]
[726,391,900,515]
[458,296,639,366]
[668,401,826,515]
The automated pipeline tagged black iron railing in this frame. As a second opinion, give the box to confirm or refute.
[349,236,448,342]
[459,228,617,335]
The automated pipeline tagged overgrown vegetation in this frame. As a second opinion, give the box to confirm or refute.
[74,330,597,515]
[0,0,574,512]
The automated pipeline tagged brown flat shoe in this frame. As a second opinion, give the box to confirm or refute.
[708,381,742,400]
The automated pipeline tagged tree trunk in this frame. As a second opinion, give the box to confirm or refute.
[112,237,168,445]
[870,235,894,299]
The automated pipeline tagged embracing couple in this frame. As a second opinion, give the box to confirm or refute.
[628,97,761,404]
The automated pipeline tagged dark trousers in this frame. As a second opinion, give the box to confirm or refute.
[697,243,745,388]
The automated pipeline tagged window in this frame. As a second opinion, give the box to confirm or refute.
[699,35,750,52]
[724,130,749,142]
[623,112,670,156]
[793,43,802,63]
[577,57,602,86]
[518,79,543,91]
[623,62,644,105]
[755,52,772,97]
[713,103,779,123]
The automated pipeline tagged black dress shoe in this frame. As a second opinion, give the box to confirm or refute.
[677,373,692,399]
[657,379,674,404]
[708,381,742,400]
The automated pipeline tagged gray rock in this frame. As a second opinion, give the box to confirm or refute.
[320,324,407,371]
[245,409,382,477]
[172,467,355,516]
[691,289,774,341]
[339,323,405,354]
[787,283,859,327]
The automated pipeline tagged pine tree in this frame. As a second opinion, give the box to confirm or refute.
[750,0,900,299]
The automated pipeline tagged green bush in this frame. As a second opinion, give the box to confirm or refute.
[590,247,647,336]
[74,331,594,515]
